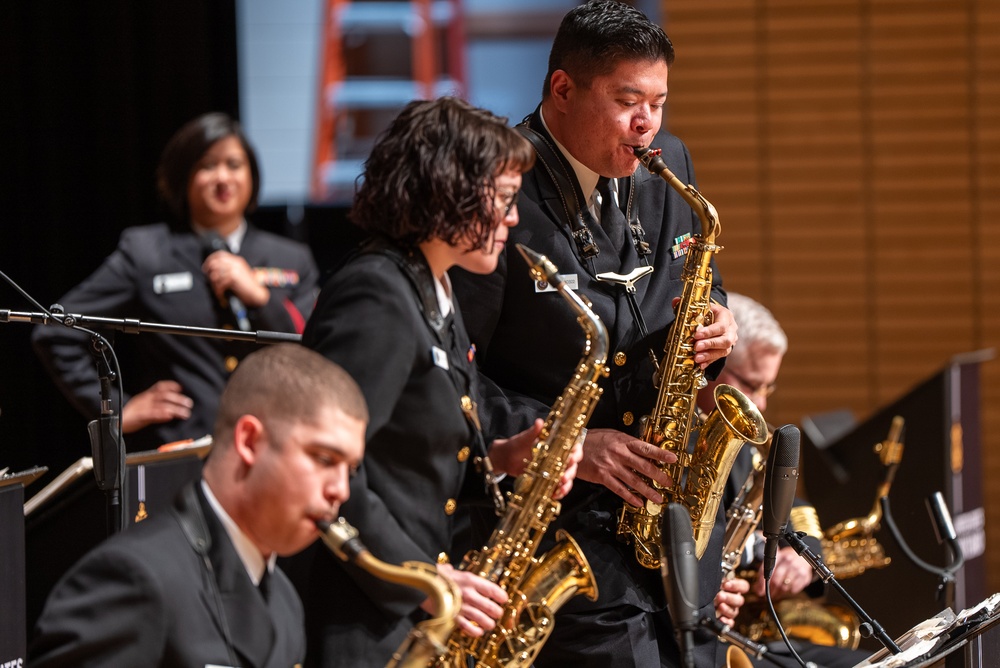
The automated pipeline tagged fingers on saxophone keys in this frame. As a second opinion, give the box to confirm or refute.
[631,440,677,465]
[612,479,646,508]
[457,615,487,638]
[621,472,665,506]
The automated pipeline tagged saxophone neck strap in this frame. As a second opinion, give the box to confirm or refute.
[515,122,599,262]
[360,238,449,340]
[516,120,653,265]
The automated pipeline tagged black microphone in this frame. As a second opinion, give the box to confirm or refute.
[202,231,251,332]
[762,424,800,580]
[926,491,958,544]
[662,502,699,668]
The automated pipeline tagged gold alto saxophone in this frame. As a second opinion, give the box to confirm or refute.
[316,518,462,668]
[435,243,605,668]
[617,147,768,567]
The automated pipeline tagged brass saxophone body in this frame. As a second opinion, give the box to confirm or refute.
[316,518,462,668]
[616,147,768,567]
[435,244,605,668]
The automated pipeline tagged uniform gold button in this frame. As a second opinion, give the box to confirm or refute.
[225,356,239,372]
[437,552,450,564]
[444,498,457,515]
[623,411,634,426]
[614,351,627,366]
[457,446,470,463]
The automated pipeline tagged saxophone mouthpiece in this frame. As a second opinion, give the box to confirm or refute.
[316,517,368,563]
[633,146,668,176]
[516,243,562,288]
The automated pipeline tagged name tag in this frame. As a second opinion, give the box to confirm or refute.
[534,273,579,293]
[431,346,449,370]
[152,272,193,294]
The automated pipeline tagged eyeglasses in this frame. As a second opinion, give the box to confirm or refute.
[723,367,777,399]
[497,189,519,218]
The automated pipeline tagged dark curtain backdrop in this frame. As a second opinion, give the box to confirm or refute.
[0,1,241,485]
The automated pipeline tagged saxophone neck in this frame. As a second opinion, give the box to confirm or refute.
[633,146,720,241]
[316,518,462,663]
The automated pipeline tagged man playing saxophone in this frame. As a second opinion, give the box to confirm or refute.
[705,293,869,668]
[452,3,742,666]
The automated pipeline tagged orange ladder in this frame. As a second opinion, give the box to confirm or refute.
[311,0,467,202]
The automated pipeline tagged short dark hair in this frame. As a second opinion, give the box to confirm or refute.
[543,0,675,98]
[350,96,534,251]
[156,112,261,227]
[212,343,368,449]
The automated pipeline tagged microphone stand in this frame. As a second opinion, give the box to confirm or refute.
[784,530,901,655]
[1,309,301,344]
[879,495,965,601]
[699,616,792,668]
[2,305,300,536]
[87,333,126,535]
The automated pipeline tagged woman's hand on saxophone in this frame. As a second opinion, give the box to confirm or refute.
[576,428,678,507]
[488,418,583,500]
[426,562,508,637]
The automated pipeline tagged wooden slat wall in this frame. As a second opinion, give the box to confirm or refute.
[662,0,1000,591]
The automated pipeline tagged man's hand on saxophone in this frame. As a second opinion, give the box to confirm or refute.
[715,577,750,627]
[673,297,740,369]
[575,428,678,507]
[751,545,814,600]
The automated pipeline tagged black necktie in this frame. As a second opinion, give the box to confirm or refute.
[597,177,627,251]
[258,568,270,602]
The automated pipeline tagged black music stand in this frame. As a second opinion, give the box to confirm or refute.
[0,466,47,665]
[855,595,1000,668]
[23,438,211,635]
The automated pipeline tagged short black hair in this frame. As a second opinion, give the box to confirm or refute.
[213,343,368,450]
[544,0,675,98]
[350,96,534,252]
[156,112,261,227]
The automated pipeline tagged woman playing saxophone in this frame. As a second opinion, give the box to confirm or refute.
[290,97,582,668]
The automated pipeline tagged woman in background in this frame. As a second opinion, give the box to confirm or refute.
[33,112,319,451]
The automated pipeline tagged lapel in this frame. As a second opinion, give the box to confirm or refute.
[175,483,277,668]
[238,223,264,265]
[524,110,665,350]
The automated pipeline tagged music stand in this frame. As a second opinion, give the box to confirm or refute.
[23,438,211,634]
[1,466,48,664]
